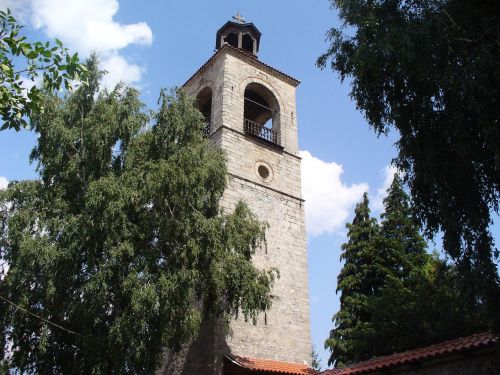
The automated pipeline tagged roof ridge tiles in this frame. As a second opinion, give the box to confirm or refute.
[225,354,317,375]
[321,331,498,375]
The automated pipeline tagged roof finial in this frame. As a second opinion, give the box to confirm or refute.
[232,11,245,24]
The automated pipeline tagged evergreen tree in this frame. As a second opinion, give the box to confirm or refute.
[371,175,487,355]
[366,254,487,357]
[0,56,276,374]
[324,193,381,367]
[377,174,427,280]
[326,175,488,367]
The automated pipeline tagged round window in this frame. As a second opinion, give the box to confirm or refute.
[255,161,274,183]
[258,165,270,179]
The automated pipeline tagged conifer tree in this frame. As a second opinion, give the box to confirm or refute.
[372,175,487,356]
[326,175,488,367]
[324,193,381,367]
[366,253,487,358]
[377,174,427,280]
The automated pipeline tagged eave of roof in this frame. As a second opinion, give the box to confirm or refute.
[225,354,317,375]
[216,21,262,38]
[182,44,300,89]
[321,332,499,375]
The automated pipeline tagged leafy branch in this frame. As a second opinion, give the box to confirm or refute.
[0,8,88,131]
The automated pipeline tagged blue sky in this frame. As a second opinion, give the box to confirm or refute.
[1,0,496,370]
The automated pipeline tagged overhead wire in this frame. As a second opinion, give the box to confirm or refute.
[244,97,275,113]
[0,293,105,347]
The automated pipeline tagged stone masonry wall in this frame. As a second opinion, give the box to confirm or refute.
[180,46,311,372]
[220,169,311,365]
[216,49,310,365]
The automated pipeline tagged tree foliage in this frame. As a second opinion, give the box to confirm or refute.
[325,177,487,367]
[318,0,500,321]
[0,56,276,374]
[311,346,322,371]
[377,174,427,280]
[366,254,486,358]
[325,193,381,367]
[0,9,87,131]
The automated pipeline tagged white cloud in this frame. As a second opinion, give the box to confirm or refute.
[1,1,30,19]
[30,0,152,54]
[300,151,368,237]
[4,0,153,88]
[0,176,8,190]
[372,164,398,212]
[100,53,144,90]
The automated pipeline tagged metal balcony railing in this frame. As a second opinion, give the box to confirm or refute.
[202,122,211,137]
[243,118,280,145]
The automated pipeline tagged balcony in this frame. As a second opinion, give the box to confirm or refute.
[243,118,280,146]
[203,122,211,137]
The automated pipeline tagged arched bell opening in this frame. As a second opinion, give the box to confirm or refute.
[195,87,212,136]
[243,82,280,145]
[223,33,238,48]
[242,33,255,54]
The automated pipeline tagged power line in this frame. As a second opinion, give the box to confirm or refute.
[0,293,105,347]
[244,97,275,113]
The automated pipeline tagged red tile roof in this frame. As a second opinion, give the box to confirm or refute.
[321,332,499,375]
[182,44,300,88]
[225,354,317,375]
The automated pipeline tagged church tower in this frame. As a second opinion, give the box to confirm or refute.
[181,15,311,373]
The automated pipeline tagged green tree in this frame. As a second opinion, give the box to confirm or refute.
[371,173,488,355]
[324,193,381,367]
[366,254,487,358]
[326,176,488,367]
[311,346,321,371]
[318,0,500,323]
[377,174,427,281]
[0,9,87,130]
[0,57,276,374]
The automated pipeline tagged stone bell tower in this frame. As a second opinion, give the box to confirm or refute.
[181,14,311,373]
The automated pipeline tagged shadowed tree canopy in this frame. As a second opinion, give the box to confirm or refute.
[318,0,500,325]
[0,56,276,374]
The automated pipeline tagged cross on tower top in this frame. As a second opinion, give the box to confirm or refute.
[232,11,245,23]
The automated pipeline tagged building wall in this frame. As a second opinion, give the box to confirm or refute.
[181,47,311,371]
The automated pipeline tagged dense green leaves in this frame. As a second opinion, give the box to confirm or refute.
[377,175,427,280]
[325,193,381,367]
[325,177,486,367]
[318,0,500,323]
[0,9,87,131]
[365,255,486,358]
[0,57,276,374]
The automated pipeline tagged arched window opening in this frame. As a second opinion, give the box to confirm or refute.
[223,33,238,48]
[244,83,280,145]
[196,87,212,136]
[242,34,254,54]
